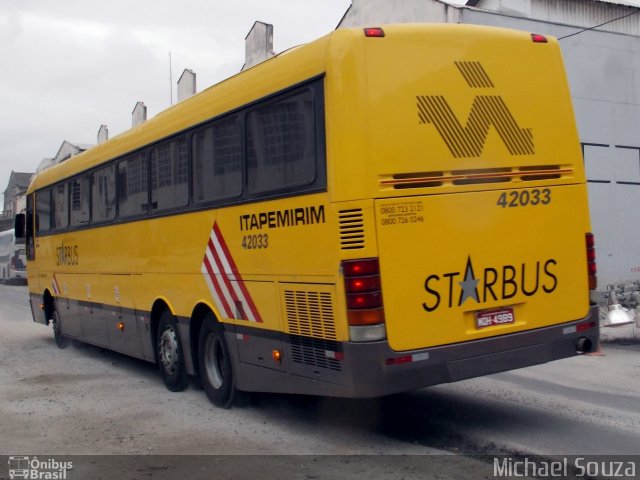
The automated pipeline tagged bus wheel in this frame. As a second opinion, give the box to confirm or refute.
[198,317,235,408]
[157,311,188,392]
[51,308,68,349]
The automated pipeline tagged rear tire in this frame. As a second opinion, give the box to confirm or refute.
[157,310,189,392]
[198,315,235,408]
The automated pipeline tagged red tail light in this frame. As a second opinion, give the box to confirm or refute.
[345,276,381,293]
[586,233,597,290]
[531,33,548,43]
[342,258,385,327]
[364,27,385,38]
[347,291,383,309]
[343,258,379,277]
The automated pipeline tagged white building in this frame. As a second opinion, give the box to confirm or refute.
[36,140,93,173]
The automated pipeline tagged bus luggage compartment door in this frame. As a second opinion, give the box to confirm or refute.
[374,185,591,352]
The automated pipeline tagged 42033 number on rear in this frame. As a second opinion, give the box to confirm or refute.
[497,188,551,208]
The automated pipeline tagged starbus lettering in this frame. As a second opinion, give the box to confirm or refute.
[422,256,557,312]
[55,242,79,266]
[239,205,325,231]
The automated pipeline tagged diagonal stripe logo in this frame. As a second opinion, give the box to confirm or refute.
[201,221,263,323]
[417,61,534,158]
[455,61,494,88]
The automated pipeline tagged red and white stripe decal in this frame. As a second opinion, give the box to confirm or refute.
[201,222,263,323]
[52,274,60,296]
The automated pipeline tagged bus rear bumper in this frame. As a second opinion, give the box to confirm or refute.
[341,305,599,398]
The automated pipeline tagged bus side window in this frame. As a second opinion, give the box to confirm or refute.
[25,194,34,260]
[52,182,69,230]
[70,175,91,226]
[92,165,116,223]
[36,188,52,233]
[150,137,189,211]
[118,152,149,218]
[246,89,316,194]
[193,115,242,204]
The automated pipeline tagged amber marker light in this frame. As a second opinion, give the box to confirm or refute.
[117,321,125,332]
[272,350,282,364]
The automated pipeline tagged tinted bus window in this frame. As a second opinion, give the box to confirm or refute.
[193,116,242,203]
[151,138,189,211]
[36,188,51,232]
[52,182,69,230]
[70,175,90,226]
[118,153,149,218]
[92,165,116,223]
[246,89,316,194]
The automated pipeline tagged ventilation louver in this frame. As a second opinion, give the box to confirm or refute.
[339,209,365,250]
[284,289,341,371]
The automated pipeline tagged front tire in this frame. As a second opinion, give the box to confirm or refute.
[157,311,189,392]
[51,306,68,349]
[198,315,235,408]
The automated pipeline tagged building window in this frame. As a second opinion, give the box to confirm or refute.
[193,115,242,204]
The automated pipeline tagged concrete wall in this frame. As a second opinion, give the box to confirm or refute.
[243,21,274,71]
[339,0,460,26]
[97,124,109,144]
[177,69,196,102]
[132,101,147,127]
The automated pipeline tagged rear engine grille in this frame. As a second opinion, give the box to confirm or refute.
[290,336,342,372]
[339,209,365,250]
[284,290,341,371]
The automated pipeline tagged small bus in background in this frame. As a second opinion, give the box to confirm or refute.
[16,24,598,408]
[0,228,27,284]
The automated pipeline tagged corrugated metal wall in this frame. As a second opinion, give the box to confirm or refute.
[532,0,640,36]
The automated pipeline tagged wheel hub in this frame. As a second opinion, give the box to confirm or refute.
[159,327,179,375]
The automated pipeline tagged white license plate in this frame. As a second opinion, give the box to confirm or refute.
[475,308,515,329]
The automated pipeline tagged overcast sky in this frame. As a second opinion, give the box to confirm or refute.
[1,0,361,204]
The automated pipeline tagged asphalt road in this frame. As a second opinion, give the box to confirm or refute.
[1,283,640,478]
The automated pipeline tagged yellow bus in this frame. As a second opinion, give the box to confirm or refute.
[16,24,599,408]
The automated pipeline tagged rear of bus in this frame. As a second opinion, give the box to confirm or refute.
[0,230,27,284]
[327,24,598,396]
[11,241,27,283]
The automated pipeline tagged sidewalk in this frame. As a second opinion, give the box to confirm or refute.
[600,321,640,344]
